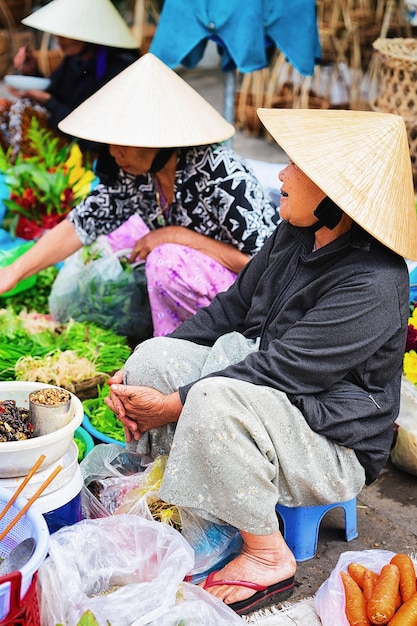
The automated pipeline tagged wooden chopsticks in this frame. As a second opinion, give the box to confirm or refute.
[0,455,63,543]
[0,454,46,525]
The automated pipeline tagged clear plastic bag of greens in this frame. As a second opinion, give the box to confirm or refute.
[48,236,152,338]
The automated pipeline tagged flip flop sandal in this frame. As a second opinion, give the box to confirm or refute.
[203,570,295,615]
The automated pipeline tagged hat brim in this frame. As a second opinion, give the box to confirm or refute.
[59,53,235,148]
[22,0,138,49]
[258,108,417,261]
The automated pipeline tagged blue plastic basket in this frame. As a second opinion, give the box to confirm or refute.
[74,426,95,461]
[0,487,49,620]
[82,414,126,447]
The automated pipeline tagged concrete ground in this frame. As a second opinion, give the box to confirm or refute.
[1,62,416,615]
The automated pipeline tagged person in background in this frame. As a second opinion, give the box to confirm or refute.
[0,0,139,157]
[0,53,279,338]
[104,109,417,615]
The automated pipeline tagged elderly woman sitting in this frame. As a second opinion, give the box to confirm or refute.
[105,108,417,615]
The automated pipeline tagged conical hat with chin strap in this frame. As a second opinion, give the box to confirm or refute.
[58,53,235,147]
[21,0,138,49]
[257,108,417,261]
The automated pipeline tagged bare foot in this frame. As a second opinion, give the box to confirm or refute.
[198,530,296,605]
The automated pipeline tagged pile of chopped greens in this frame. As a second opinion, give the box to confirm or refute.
[0,308,131,383]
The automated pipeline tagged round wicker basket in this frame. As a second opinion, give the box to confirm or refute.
[371,38,417,118]
[370,38,417,187]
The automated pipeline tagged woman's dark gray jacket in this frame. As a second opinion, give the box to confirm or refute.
[171,220,410,485]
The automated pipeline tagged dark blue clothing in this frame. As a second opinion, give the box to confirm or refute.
[45,47,139,150]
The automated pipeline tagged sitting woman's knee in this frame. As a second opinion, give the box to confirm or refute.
[124,336,172,385]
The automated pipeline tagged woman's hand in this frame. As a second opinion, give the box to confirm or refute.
[129,226,188,262]
[13,46,38,75]
[0,264,21,295]
[129,226,250,273]
[104,383,183,443]
[7,88,52,104]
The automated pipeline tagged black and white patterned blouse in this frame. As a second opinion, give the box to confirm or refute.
[68,144,280,257]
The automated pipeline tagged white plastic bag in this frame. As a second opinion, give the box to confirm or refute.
[80,443,146,519]
[391,378,417,476]
[37,515,244,626]
[315,549,397,626]
[48,236,152,338]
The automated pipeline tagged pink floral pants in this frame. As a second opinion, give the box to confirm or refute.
[106,215,237,336]
[146,243,237,336]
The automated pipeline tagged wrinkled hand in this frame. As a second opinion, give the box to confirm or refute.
[129,226,188,262]
[104,383,182,443]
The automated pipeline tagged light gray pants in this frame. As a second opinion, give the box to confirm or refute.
[124,332,365,534]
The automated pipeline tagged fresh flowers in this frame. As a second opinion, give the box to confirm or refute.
[403,303,417,383]
[0,118,96,239]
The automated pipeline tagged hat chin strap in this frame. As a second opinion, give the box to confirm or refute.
[312,196,343,231]
[149,148,176,173]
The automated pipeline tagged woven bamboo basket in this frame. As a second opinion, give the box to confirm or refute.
[234,68,270,136]
[371,38,417,117]
[370,38,417,186]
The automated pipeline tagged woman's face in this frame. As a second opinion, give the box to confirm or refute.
[109,145,159,176]
[54,36,86,57]
[278,161,326,227]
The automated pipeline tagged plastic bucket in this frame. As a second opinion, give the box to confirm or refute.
[0,487,49,620]
[36,467,83,534]
[0,443,83,535]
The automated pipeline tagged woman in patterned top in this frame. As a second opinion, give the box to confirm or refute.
[0,54,279,337]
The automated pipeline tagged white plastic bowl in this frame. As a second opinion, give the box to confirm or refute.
[4,74,50,91]
[0,382,83,478]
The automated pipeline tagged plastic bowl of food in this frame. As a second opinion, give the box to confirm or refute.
[4,75,50,91]
[0,382,84,478]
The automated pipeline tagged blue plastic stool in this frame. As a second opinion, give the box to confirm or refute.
[275,497,358,562]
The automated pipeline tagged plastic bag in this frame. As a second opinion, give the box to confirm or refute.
[48,236,153,338]
[315,549,399,625]
[37,515,244,626]
[114,457,243,583]
[80,443,146,519]
[391,378,417,476]
[82,448,243,583]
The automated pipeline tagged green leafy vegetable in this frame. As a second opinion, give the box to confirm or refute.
[74,435,86,462]
[83,386,125,442]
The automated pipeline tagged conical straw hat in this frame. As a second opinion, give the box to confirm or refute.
[22,0,138,49]
[59,53,235,147]
[258,108,417,261]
